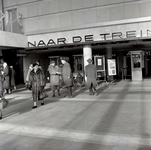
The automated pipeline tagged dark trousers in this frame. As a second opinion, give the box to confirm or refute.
[89,83,96,94]
[67,86,72,97]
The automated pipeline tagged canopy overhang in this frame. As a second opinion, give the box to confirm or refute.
[0,31,28,49]
[19,36,151,54]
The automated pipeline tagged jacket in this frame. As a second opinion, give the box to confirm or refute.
[62,62,73,87]
[85,64,97,88]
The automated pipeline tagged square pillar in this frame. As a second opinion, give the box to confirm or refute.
[106,47,113,81]
[83,45,92,81]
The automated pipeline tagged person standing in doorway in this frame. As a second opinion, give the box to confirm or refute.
[85,58,97,95]
[47,60,61,97]
[28,63,45,108]
[60,57,73,98]
[9,66,16,93]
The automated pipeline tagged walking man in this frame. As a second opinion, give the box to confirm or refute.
[85,58,97,95]
[60,57,73,98]
[47,60,61,97]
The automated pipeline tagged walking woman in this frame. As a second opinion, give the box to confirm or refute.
[47,60,61,97]
[28,63,45,108]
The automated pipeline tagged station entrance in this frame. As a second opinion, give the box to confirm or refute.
[15,36,151,83]
[145,55,151,78]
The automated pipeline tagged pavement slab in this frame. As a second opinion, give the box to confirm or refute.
[0,79,151,150]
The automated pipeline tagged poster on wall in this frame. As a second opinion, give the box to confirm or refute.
[107,59,117,76]
[132,54,141,68]
[94,56,105,71]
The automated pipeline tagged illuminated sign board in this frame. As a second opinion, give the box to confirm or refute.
[107,59,117,76]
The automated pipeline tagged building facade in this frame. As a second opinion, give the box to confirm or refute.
[1,0,151,83]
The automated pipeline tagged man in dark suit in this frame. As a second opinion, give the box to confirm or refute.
[85,58,97,95]
[60,57,73,98]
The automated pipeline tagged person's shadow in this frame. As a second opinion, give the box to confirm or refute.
[137,146,150,150]
[72,87,87,97]
[137,133,150,150]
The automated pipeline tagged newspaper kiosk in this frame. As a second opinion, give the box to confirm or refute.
[130,51,144,81]
[94,56,106,82]
[107,58,117,83]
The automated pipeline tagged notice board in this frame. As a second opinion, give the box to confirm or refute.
[94,56,105,71]
[107,59,117,76]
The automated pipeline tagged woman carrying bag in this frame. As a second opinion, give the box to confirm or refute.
[28,63,46,109]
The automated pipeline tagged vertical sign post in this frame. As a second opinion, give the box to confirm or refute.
[107,59,117,83]
[94,56,106,82]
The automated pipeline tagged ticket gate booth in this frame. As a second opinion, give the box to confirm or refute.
[130,51,144,81]
[73,55,84,75]
[94,56,106,81]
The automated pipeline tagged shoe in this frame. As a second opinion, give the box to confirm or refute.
[94,89,97,93]
[89,93,94,95]
[41,102,44,106]
[32,106,37,109]
[0,117,2,120]
[8,89,11,94]
[52,94,55,97]
[95,92,98,96]
[58,93,61,96]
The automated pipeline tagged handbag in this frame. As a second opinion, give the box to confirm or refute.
[39,89,49,100]
[25,82,32,91]
[0,97,9,109]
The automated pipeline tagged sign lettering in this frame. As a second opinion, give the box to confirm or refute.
[28,29,151,47]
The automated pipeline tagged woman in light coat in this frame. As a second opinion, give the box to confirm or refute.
[26,64,33,82]
[47,61,61,97]
[2,62,10,94]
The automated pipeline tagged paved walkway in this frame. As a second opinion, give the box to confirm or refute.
[0,79,151,150]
